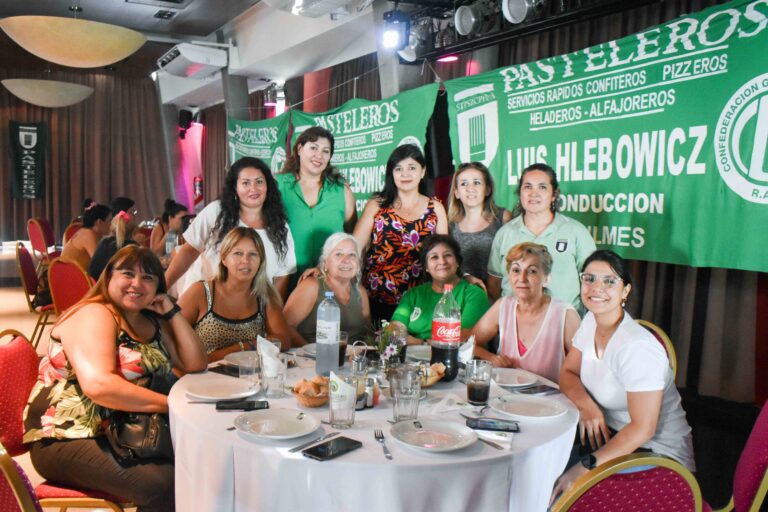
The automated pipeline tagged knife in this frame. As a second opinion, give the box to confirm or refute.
[288,431,339,453]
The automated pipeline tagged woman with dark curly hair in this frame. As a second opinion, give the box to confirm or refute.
[165,157,296,300]
[277,126,357,282]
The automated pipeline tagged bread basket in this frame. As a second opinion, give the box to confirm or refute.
[292,391,329,408]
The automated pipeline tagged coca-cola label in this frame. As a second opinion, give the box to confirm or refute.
[432,320,460,343]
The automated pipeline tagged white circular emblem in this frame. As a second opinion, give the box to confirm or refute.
[715,73,768,204]
[410,307,421,323]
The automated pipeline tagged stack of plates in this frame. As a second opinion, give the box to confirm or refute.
[390,420,477,452]
[492,368,537,389]
[186,380,256,401]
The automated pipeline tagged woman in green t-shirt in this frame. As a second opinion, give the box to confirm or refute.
[389,235,489,345]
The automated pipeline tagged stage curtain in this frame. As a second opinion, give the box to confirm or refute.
[0,68,169,242]
[328,52,382,108]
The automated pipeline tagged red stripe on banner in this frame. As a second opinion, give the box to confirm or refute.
[757,272,768,406]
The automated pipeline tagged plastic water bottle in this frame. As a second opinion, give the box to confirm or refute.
[430,284,461,381]
[165,230,178,256]
[316,291,340,376]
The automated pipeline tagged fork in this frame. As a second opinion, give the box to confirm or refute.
[374,429,393,460]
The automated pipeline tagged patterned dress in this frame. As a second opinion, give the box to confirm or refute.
[23,317,173,442]
[363,197,440,306]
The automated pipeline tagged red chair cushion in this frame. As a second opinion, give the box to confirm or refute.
[569,466,696,512]
[0,337,39,457]
[35,481,127,503]
[48,261,92,315]
[733,403,768,511]
[16,245,39,295]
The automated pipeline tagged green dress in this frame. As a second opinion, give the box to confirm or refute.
[276,173,346,277]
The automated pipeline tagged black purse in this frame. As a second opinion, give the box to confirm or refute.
[106,411,173,462]
[105,372,174,462]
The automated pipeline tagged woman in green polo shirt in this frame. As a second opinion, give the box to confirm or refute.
[390,235,489,345]
[277,127,357,284]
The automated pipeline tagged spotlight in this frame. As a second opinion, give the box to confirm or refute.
[178,109,192,130]
[263,84,277,107]
[501,0,546,24]
[192,110,204,124]
[397,18,432,62]
[382,10,410,50]
[455,0,495,36]
[437,54,459,62]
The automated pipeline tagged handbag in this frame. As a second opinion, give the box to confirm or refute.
[106,411,174,462]
[105,372,175,462]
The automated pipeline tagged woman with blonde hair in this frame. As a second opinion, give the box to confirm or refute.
[24,245,207,512]
[448,162,511,285]
[284,232,373,343]
[472,242,580,383]
[178,227,294,362]
[88,208,139,280]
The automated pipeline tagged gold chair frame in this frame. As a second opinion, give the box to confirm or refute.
[14,243,55,348]
[637,319,677,378]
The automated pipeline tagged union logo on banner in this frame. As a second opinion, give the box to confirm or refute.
[455,84,499,171]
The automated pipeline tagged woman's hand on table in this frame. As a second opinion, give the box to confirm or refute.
[489,354,516,368]
[578,401,611,450]
[550,463,588,507]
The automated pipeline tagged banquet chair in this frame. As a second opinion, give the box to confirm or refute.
[703,401,768,512]
[637,319,677,378]
[0,329,130,512]
[61,222,82,245]
[26,219,60,275]
[48,258,93,316]
[551,453,703,512]
[14,243,54,349]
[0,441,43,512]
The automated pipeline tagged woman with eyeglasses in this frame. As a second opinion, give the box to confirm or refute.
[354,144,448,323]
[551,250,694,503]
[487,163,595,310]
[471,242,580,383]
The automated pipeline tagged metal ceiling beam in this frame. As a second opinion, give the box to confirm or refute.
[416,0,664,61]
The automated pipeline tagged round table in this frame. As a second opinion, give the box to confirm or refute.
[169,358,578,512]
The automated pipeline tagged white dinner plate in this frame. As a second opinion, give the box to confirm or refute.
[234,409,321,440]
[390,420,477,452]
[488,394,567,420]
[492,368,538,389]
[301,343,317,357]
[224,351,261,368]
[186,379,257,401]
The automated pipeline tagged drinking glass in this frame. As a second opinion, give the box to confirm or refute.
[264,368,286,398]
[390,366,421,422]
[238,352,261,392]
[337,331,349,367]
[268,337,282,353]
[466,360,491,405]
[329,375,357,429]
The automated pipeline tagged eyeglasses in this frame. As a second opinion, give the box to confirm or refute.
[131,208,139,216]
[579,273,622,289]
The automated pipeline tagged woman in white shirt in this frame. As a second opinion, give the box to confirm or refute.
[165,157,296,300]
[552,250,694,501]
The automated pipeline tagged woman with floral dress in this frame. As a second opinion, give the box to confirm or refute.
[353,144,448,323]
[23,245,207,512]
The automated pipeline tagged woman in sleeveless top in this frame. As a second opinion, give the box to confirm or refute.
[178,227,294,362]
[284,232,373,343]
[447,162,512,285]
[61,199,112,271]
[354,144,448,324]
[471,242,580,383]
[24,245,207,512]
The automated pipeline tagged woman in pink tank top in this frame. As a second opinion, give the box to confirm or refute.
[471,242,581,383]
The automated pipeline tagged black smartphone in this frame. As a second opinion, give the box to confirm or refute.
[215,400,269,411]
[465,417,520,433]
[302,436,363,461]
[514,384,560,396]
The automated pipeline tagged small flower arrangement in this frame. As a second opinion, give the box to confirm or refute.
[369,320,406,364]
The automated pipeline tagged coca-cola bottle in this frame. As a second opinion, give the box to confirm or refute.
[430,284,461,382]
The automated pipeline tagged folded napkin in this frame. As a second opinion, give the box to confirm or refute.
[329,371,356,407]
[458,336,475,364]
[476,429,514,449]
[422,393,473,415]
[258,336,285,378]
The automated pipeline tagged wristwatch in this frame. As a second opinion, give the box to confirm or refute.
[161,303,181,321]
[580,453,597,470]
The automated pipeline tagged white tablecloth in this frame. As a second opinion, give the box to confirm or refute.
[169,360,578,512]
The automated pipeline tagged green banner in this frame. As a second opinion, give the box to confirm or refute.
[445,0,768,273]
[291,84,440,212]
[227,112,290,171]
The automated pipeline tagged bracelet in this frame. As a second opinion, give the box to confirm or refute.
[161,303,181,321]
[238,341,245,351]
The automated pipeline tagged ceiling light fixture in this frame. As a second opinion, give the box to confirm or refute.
[2,79,94,108]
[455,0,496,36]
[0,16,146,68]
[382,10,411,51]
[501,0,547,24]
[397,17,433,62]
